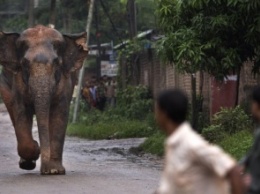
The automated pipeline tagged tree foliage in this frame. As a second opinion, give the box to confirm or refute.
[0,0,157,45]
[157,0,260,79]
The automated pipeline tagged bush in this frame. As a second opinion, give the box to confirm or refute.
[139,129,253,158]
[202,106,252,142]
[145,112,158,130]
[68,86,155,140]
[117,85,153,120]
[218,130,253,160]
[140,132,165,156]
[202,124,226,143]
[212,106,252,134]
[78,109,124,125]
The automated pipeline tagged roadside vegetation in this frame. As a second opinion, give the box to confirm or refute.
[68,86,156,140]
[68,0,259,160]
[68,86,254,159]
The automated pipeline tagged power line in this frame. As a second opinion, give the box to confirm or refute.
[99,0,124,45]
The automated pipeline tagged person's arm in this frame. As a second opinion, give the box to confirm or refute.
[193,142,245,193]
[227,165,246,194]
[154,171,172,194]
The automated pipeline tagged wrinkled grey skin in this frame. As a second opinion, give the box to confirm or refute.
[0,25,88,175]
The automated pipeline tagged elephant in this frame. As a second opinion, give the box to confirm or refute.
[0,25,88,175]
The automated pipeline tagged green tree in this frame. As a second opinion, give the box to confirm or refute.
[157,0,260,78]
[157,0,260,130]
[0,0,157,43]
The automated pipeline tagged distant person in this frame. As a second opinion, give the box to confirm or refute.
[82,82,91,105]
[240,86,260,194]
[97,79,107,111]
[105,78,115,107]
[103,75,108,83]
[111,77,117,106]
[154,89,244,194]
[89,82,97,108]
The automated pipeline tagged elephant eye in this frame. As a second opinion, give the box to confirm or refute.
[53,41,62,50]
[17,41,29,59]
[17,40,28,50]
[21,58,30,66]
[52,41,65,54]
[53,58,60,66]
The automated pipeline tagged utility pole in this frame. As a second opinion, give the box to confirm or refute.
[72,0,95,123]
[28,0,34,27]
[94,0,102,77]
[127,0,138,85]
[49,0,56,27]
[127,0,137,39]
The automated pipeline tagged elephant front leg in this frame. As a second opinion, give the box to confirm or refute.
[41,102,68,175]
[13,106,40,170]
[0,81,15,126]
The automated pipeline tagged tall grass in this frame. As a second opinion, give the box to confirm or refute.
[139,132,165,156]
[219,130,253,160]
[67,118,156,140]
[139,129,253,159]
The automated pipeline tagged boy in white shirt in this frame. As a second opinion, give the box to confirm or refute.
[155,89,245,194]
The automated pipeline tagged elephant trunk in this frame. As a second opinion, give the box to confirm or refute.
[29,76,53,162]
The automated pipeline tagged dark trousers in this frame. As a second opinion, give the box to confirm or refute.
[97,97,106,111]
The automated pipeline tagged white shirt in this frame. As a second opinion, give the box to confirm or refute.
[72,85,78,98]
[156,122,236,194]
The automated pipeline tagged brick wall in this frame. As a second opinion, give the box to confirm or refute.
[120,49,259,116]
[137,49,209,100]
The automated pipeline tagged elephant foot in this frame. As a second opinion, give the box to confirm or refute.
[41,161,66,175]
[19,158,36,170]
[18,140,40,161]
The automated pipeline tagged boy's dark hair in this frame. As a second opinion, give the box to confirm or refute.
[252,86,260,104]
[157,89,188,124]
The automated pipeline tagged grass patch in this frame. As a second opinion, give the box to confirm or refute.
[67,119,155,140]
[218,130,253,160]
[139,132,165,156]
[69,99,254,158]
[139,129,253,158]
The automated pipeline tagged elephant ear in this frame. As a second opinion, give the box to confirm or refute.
[0,32,20,72]
[63,32,88,73]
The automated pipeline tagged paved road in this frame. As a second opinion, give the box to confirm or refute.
[0,104,162,194]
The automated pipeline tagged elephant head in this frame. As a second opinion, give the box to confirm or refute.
[0,24,88,114]
[0,25,88,84]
